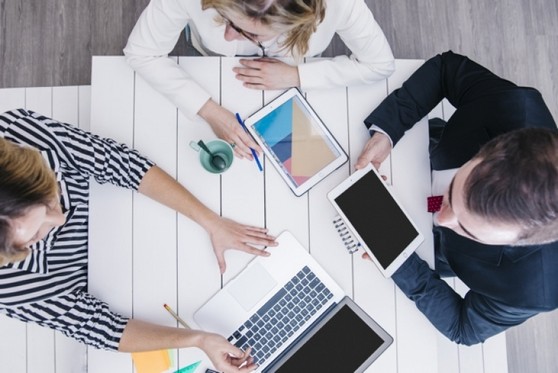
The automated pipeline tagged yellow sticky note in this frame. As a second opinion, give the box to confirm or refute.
[132,349,171,373]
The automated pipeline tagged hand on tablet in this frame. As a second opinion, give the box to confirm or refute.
[355,132,392,170]
[234,58,300,90]
[198,99,261,159]
[207,216,277,274]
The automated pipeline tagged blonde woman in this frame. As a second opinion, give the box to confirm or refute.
[124,0,395,159]
[0,109,275,371]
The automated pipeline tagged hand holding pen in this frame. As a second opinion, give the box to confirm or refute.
[235,113,263,172]
[197,100,260,160]
[164,304,257,372]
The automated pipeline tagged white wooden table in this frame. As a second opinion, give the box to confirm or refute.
[0,56,507,373]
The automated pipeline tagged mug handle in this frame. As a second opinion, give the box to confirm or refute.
[189,140,201,152]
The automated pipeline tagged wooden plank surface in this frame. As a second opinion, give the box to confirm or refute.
[87,57,440,373]
[0,56,510,372]
[88,57,136,372]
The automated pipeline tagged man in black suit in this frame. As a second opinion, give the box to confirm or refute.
[356,51,558,345]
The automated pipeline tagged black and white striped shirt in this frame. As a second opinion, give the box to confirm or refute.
[0,109,154,350]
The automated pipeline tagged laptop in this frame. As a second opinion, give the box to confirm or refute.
[194,231,393,372]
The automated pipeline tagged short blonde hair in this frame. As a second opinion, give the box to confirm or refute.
[0,138,58,265]
[202,0,326,59]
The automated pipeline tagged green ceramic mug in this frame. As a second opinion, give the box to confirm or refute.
[189,139,234,174]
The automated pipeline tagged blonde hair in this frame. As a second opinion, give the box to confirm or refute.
[0,138,58,266]
[202,0,326,58]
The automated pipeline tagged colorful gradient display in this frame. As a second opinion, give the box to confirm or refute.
[253,96,339,186]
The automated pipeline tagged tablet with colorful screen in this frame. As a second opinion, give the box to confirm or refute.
[245,88,347,196]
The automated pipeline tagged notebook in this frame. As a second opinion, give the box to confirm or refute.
[194,231,393,372]
[328,165,424,277]
[244,88,348,196]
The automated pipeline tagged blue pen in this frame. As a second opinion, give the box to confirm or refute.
[235,113,263,171]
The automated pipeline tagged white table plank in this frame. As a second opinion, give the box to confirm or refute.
[305,86,353,296]
[88,56,136,373]
[78,86,92,132]
[0,87,25,112]
[132,72,178,330]
[176,56,225,370]
[483,333,509,373]
[24,87,57,373]
[347,80,399,373]
[0,317,28,372]
[455,279,484,373]
[263,66,310,247]
[52,86,79,124]
[25,87,52,115]
[220,58,266,283]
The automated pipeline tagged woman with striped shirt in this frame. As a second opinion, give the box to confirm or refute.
[0,109,275,372]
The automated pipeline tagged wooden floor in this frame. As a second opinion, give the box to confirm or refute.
[0,0,556,372]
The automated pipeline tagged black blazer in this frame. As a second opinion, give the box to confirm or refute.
[364,51,558,345]
[366,51,556,170]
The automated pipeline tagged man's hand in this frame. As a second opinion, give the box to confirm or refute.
[206,216,277,274]
[355,132,392,170]
[199,332,258,373]
[198,99,261,159]
[233,58,300,90]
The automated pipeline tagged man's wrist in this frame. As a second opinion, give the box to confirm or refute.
[368,125,394,147]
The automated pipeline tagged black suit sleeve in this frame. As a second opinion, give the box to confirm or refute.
[364,51,516,145]
[392,253,539,345]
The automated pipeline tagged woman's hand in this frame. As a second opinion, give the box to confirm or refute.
[233,58,300,90]
[198,99,261,159]
[198,332,257,373]
[355,132,392,170]
[205,215,277,273]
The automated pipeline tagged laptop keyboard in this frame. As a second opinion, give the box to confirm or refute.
[227,266,333,365]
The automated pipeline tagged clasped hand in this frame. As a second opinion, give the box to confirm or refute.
[355,132,392,171]
[233,58,300,90]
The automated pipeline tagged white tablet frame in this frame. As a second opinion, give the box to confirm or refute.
[327,165,424,277]
[244,88,347,196]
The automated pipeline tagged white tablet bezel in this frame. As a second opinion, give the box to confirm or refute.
[244,88,348,196]
[327,165,424,277]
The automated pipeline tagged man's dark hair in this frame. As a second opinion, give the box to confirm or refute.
[465,128,558,245]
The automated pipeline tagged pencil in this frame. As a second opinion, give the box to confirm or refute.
[163,303,191,329]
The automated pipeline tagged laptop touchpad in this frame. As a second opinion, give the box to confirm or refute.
[227,262,277,311]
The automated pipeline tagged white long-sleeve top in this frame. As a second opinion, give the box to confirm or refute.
[124,0,395,118]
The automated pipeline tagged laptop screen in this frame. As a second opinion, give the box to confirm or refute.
[273,303,389,372]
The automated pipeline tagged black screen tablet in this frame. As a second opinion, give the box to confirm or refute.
[328,165,423,277]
